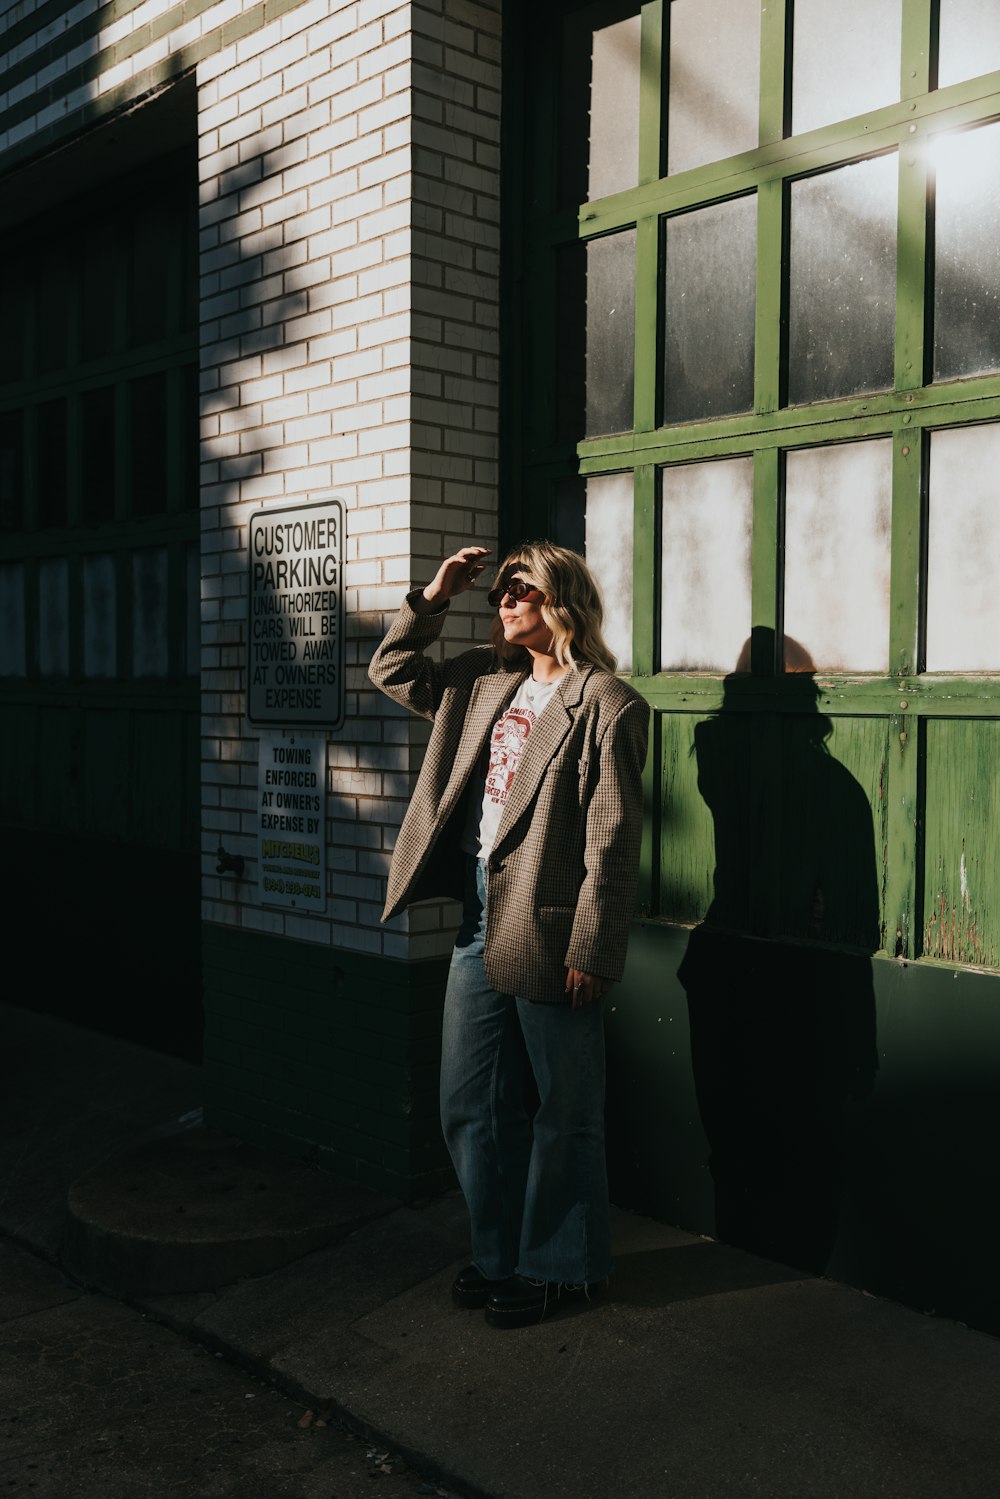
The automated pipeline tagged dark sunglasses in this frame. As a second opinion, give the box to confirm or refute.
[487,570,542,607]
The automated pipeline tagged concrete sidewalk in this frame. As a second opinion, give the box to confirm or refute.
[3,1000,999,1499]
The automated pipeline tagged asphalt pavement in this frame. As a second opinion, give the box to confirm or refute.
[0,1237,450,1499]
[3,1000,1000,1499]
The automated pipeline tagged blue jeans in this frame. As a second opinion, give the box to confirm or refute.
[439,857,610,1284]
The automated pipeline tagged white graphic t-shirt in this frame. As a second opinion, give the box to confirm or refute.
[461,674,562,861]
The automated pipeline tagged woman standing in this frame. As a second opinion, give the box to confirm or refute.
[369,541,648,1327]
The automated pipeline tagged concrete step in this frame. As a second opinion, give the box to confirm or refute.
[62,1125,398,1296]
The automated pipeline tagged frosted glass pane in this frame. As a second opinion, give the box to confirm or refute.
[784,441,892,672]
[132,547,168,677]
[666,0,760,175]
[587,231,635,435]
[663,195,756,424]
[933,124,1000,382]
[939,0,1000,87]
[83,553,117,678]
[586,472,633,672]
[926,424,1000,671]
[792,0,901,135]
[38,558,69,677]
[788,155,897,405]
[560,6,641,205]
[660,458,752,672]
[0,563,26,676]
[589,15,641,199]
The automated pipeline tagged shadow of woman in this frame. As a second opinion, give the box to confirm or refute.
[678,631,879,1274]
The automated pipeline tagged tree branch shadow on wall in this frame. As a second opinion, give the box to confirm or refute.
[677,628,880,1276]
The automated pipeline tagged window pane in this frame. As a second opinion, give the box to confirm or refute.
[81,219,118,362]
[0,257,26,383]
[585,232,635,436]
[130,199,175,346]
[0,563,26,676]
[36,251,69,375]
[0,411,22,532]
[38,558,70,677]
[788,155,897,405]
[558,232,637,441]
[38,398,68,529]
[130,373,168,517]
[938,0,1000,88]
[83,554,117,679]
[81,386,116,524]
[666,0,760,175]
[663,195,756,424]
[926,424,1000,672]
[559,5,641,205]
[660,457,752,672]
[585,472,633,672]
[784,440,892,673]
[792,0,901,135]
[132,547,169,677]
[933,124,1000,383]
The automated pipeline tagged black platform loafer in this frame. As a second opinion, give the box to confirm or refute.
[451,1264,516,1309]
[484,1275,603,1328]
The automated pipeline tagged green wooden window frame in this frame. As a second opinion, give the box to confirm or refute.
[504,0,1000,966]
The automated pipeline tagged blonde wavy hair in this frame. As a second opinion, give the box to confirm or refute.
[488,540,618,673]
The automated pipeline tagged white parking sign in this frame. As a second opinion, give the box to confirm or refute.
[248,497,345,727]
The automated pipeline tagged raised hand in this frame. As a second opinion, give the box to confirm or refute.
[423,546,493,607]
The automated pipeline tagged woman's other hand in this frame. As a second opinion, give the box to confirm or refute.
[422,546,493,607]
[565,968,612,1009]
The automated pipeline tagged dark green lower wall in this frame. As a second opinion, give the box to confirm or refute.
[2,825,201,1059]
[203,918,1000,1334]
[607,920,1000,1337]
[201,924,453,1202]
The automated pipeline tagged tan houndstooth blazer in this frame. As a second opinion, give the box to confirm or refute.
[368,595,649,1004]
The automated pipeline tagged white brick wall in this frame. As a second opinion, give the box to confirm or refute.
[409,0,501,658]
[200,0,502,961]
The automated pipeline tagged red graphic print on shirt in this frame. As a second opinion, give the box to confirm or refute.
[483,706,536,806]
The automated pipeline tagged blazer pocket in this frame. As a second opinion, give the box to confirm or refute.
[538,904,576,917]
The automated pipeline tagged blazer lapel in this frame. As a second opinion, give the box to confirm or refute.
[491,664,594,856]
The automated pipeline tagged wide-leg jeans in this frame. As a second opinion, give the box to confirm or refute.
[439,857,611,1285]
